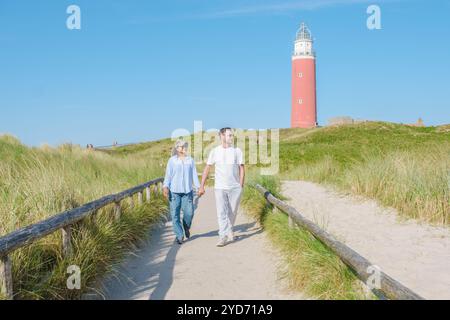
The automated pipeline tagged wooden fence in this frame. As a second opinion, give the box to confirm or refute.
[254,184,425,300]
[0,177,164,300]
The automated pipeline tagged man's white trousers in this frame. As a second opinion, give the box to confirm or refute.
[214,187,242,239]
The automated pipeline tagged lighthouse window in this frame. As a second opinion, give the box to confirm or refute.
[298,72,303,78]
[298,99,303,104]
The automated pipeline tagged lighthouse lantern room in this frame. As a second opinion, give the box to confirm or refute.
[291,22,318,128]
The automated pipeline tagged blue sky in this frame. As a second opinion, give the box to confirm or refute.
[0,0,449,146]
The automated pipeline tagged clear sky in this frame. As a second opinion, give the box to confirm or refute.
[1,0,449,146]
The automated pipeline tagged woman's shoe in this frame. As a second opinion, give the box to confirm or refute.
[175,238,183,245]
[184,226,190,239]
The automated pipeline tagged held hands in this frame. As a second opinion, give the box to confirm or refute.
[164,186,204,199]
[163,187,169,199]
[197,186,205,197]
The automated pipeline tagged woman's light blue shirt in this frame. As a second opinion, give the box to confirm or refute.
[163,155,200,194]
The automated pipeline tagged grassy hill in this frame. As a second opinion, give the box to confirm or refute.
[109,121,449,225]
[276,122,449,225]
[93,121,450,300]
[240,121,449,299]
[1,121,448,299]
[99,121,450,299]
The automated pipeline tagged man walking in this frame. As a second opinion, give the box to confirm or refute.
[198,128,245,247]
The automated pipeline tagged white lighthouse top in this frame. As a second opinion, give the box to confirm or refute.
[296,22,312,41]
[293,22,315,58]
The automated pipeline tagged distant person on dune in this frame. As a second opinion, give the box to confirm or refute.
[163,140,200,245]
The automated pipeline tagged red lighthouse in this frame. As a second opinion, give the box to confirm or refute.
[291,22,318,128]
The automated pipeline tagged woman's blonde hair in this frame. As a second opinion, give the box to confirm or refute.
[172,139,189,156]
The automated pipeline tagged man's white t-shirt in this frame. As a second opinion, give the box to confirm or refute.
[207,145,244,189]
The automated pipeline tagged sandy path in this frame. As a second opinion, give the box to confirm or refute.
[100,187,304,300]
[281,180,450,300]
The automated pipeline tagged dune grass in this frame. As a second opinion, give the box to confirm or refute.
[93,121,449,301]
[277,122,450,225]
[241,122,448,298]
[0,135,168,299]
[110,122,449,226]
[2,120,446,299]
[242,172,371,300]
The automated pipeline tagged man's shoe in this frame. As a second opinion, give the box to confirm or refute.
[216,238,227,247]
[175,238,183,245]
[227,232,234,242]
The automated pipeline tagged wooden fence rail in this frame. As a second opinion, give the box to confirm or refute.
[0,177,164,300]
[254,184,425,300]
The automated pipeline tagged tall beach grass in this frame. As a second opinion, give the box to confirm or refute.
[277,122,450,225]
[0,135,167,299]
[280,143,449,225]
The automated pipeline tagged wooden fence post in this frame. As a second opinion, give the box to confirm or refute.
[288,215,294,228]
[129,196,134,209]
[138,192,143,206]
[114,201,121,221]
[0,255,13,300]
[90,209,98,223]
[146,187,151,203]
[62,226,73,257]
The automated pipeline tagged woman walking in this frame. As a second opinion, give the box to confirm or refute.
[163,140,200,245]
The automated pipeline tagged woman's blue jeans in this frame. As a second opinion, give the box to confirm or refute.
[169,190,194,241]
